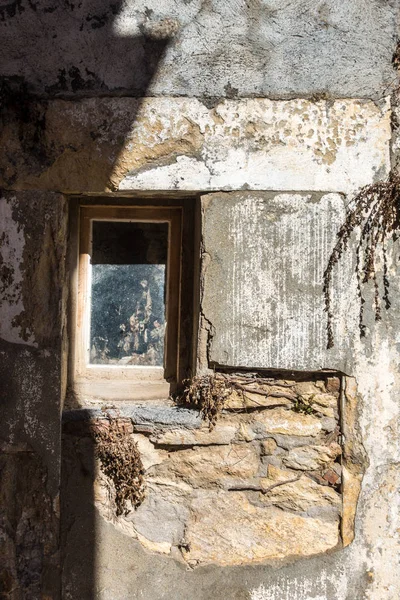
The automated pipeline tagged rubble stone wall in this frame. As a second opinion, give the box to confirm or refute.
[62,374,366,572]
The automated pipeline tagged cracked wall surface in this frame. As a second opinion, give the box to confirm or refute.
[1,0,398,98]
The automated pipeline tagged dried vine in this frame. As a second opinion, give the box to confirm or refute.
[92,417,145,516]
[323,172,400,348]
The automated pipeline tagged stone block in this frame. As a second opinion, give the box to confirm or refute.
[201,191,359,373]
[150,423,237,446]
[260,466,341,513]
[311,394,339,418]
[132,434,168,471]
[260,439,278,456]
[128,489,190,551]
[249,408,323,438]
[183,491,339,567]
[157,444,260,487]
[224,389,293,410]
[283,443,341,471]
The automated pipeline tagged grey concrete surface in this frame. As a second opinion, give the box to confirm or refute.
[1,0,398,99]
[201,191,360,373]
[63,405,203,428]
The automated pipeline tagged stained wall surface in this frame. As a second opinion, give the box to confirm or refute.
[0,192,68,598]
[1,0,398,98]
[1,1,400,599]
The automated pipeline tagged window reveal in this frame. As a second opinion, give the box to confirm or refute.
[73,205,184,401]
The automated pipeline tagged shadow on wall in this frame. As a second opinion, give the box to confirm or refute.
[0,0,175,190]
[0,2,174,599]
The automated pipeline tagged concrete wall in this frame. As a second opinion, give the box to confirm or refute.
[0,192,68,598]
[1,0,398,99]
[1,1,400,599]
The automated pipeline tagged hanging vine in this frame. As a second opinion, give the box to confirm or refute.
[323,171,400,348]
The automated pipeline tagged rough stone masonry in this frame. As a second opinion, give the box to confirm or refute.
[63,375,348,567]
[1,1,400,599]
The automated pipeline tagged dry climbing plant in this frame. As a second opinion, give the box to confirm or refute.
[92,417,145,516]
[323,172,400,348]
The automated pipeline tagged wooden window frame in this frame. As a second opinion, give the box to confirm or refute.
[71,204,183,402]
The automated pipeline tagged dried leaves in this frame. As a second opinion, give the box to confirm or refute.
[323,172,400,348]
[179,372,313,426]
[180,373,232,429]
[92,417,145,516]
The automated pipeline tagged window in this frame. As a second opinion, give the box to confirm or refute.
[70,202,195,402]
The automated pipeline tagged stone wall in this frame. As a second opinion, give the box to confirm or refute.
[62,373,366,583]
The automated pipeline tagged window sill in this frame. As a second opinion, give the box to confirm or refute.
[62,402,201,431]
[71,379,173,403]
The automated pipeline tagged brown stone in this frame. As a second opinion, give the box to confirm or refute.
[341,465,363,547]
[326,376,341,394]
[150,423,237,446]
[260,466,341,512]
[224,389,293,410]
[283,443,341,471]
[311,394,339,419]
[183,490,339,566]
[249,407,323,437]
[260,438,278,456]
[323,468,340,485]
[160,444,260,486]
[294,381,322,396]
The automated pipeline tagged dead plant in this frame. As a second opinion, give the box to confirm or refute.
[92,417,145,516]
[323,171,400,348]
[179,373,233,429]
[179,372,298,427]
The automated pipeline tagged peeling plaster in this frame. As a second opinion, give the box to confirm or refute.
[0,97,391,194]
[119,98,391,195]
[0,197,35,346]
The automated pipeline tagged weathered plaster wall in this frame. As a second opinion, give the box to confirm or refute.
[0,97,391,194]
[0,192,68,599]
[1,0,398,99]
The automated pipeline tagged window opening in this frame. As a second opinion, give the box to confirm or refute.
[90,220,168,368]
[72,204,186,402]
